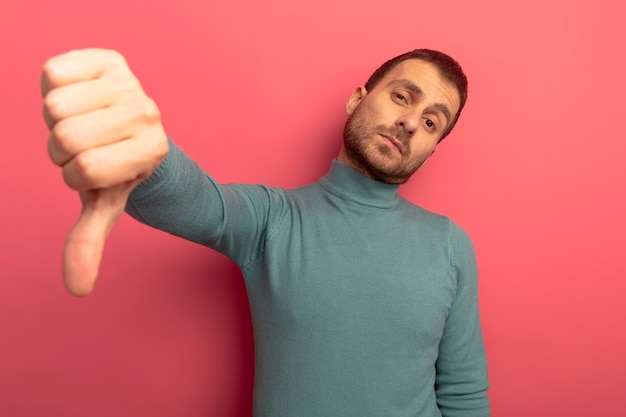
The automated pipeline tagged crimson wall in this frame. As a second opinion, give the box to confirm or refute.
[1,0,625,415]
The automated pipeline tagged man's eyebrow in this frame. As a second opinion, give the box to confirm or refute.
[390,79,452,126]
[433,103,452,126]
[391,79,423,96]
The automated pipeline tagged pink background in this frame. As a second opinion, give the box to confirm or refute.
[1,0,625,415]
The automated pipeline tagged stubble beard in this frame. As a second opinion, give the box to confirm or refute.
[343,107,425,185]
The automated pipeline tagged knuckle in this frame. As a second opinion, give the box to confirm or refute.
[42,56,63,84]
[47,135,66,166]
[43,89,66,120]
[62,165,86,191]
[71,151,100,187]
[51,120,78,156]
[136,98,161,123]
[104,50,130,72]
[106,49,126,64]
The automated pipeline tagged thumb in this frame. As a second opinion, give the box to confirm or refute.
[62,181,140,296]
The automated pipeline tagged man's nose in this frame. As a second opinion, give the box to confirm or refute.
[396,110,420,137]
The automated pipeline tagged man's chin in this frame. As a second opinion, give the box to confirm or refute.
[369,153,405,173]
[364,161,412,184]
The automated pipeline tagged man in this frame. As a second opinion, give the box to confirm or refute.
[42,48,490,416]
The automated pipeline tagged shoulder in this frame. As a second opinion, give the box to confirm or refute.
[397,198,476,261]
[396,198,459,235]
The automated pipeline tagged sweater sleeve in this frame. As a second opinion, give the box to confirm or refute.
[434,221,490,417]
[125,138,285,268]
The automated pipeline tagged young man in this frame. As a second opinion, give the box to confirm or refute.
[42,48,489,416]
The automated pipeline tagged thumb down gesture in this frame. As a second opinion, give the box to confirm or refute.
[41,49,168,296]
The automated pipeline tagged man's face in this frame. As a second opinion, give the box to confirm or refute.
[340,59,461,184]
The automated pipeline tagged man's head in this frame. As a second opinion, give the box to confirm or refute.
[364,49,467,142]
[337,49,467,184]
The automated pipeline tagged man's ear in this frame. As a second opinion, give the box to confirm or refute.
[346,86,368,115]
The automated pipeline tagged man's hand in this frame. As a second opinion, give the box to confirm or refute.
[41,49,168,296]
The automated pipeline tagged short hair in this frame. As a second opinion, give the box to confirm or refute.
[364,49,468,142]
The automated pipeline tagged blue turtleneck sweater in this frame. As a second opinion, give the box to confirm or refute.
[126,140,490,417]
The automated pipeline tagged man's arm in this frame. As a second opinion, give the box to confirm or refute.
[435,222,490,417]
[125,136,290,271]
[124,137,223,245]
[124,137,238,250]
[42,49,168,296]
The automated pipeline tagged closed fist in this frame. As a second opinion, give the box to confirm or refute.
[41,49,168,296]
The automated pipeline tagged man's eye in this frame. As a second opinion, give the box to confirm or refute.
[394,93,407,103]
[424,118,436,130]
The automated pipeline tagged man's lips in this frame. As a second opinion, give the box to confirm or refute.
[381,134,403,154]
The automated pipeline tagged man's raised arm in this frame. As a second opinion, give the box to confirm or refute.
[41,49,168,296]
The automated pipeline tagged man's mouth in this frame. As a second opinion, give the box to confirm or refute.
[381,135,403,154]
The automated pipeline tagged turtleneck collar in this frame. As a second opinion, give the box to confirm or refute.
[318,160,401,208]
